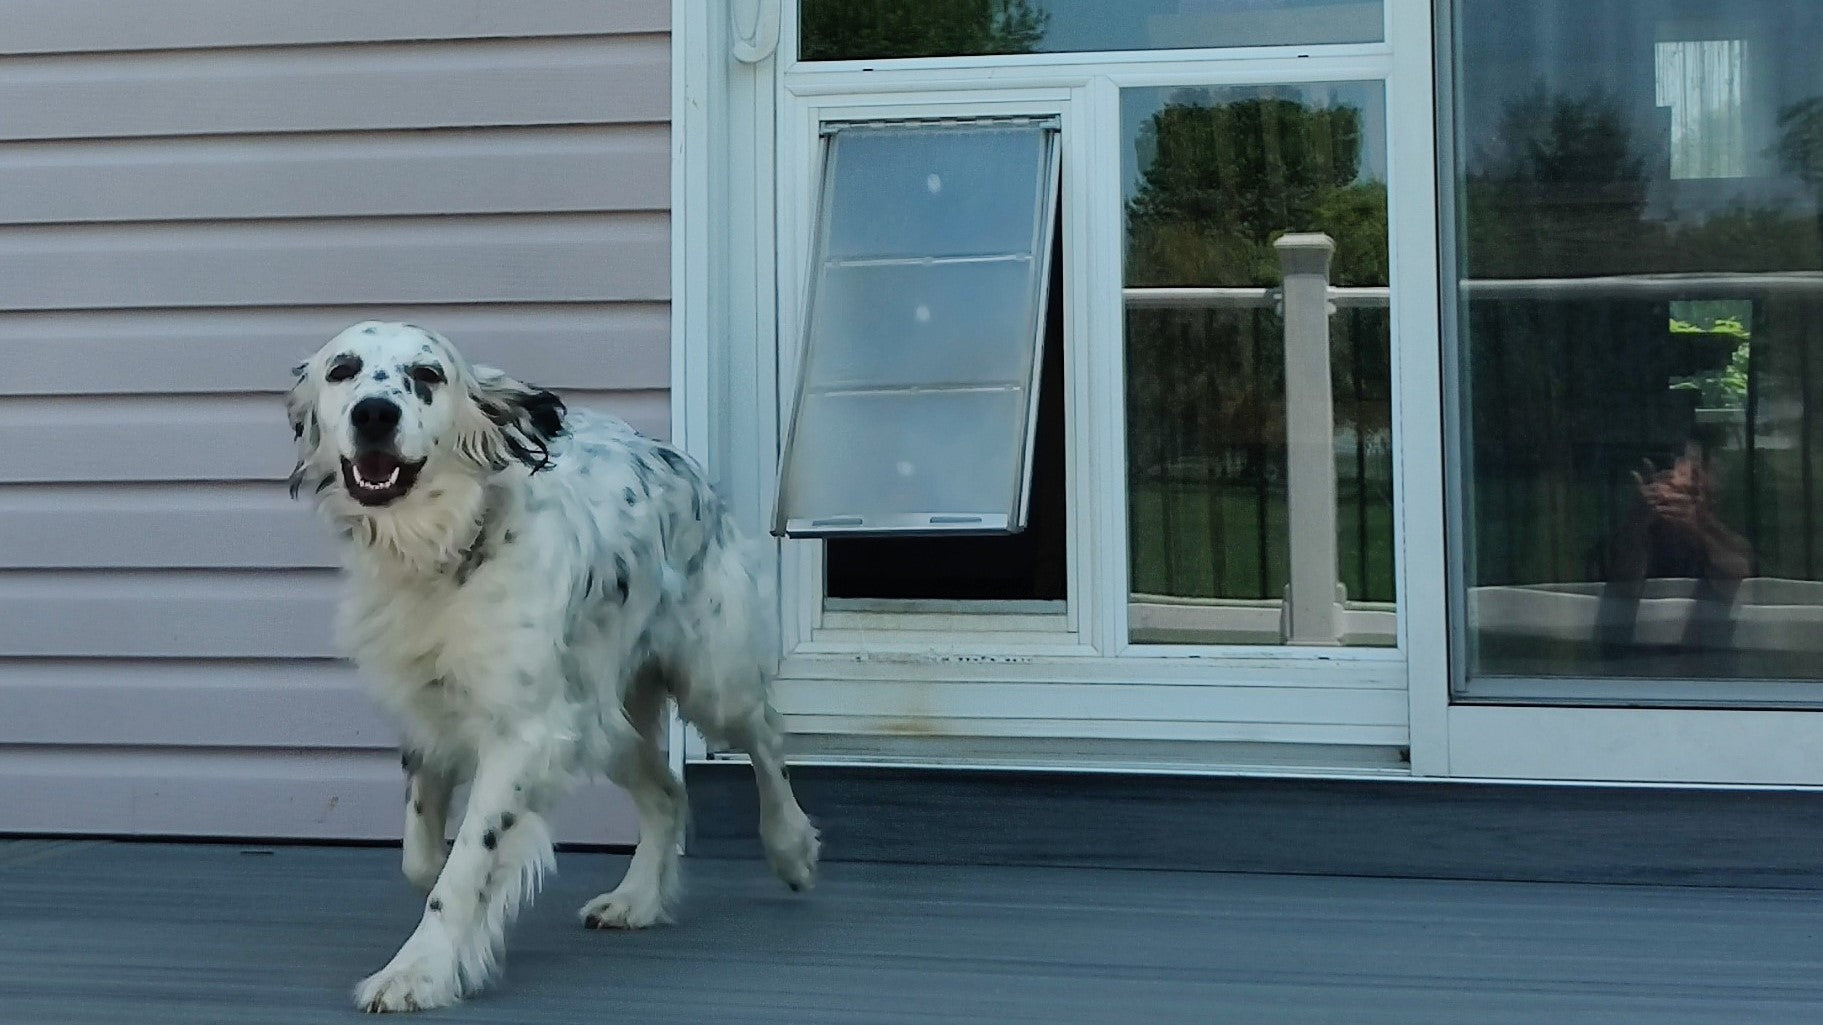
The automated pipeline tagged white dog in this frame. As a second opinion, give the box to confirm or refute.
[286,321,819,1012]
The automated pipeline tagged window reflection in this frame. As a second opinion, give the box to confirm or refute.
[1448,0,1823,687]
[799,0,1383,61]
[1655,40,1748,180]
[1122,83,1395,646]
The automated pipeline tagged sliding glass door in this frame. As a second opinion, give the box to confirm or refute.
[1443,0,1823,703]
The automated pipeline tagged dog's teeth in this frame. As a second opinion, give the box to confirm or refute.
[384,467,400,486]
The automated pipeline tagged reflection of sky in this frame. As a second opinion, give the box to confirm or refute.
[1036,0,1382,52]
[1120,83,1386,204]
[1454,0,1822,215]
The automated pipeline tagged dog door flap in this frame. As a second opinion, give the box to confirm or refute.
[773,116,1062,538]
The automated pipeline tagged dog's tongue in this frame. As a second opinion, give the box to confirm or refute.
[354,452,401,480]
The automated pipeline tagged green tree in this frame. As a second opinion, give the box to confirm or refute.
[800,0,1048,60]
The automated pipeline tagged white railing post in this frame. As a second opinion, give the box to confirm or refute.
[1274,232,1342,645]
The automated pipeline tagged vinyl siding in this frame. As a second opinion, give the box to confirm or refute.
[0,1,669,842]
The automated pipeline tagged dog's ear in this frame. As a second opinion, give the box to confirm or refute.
[457,366,567,472]
[285,359,322,499]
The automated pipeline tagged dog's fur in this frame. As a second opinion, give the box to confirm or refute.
[287,322,818,1012]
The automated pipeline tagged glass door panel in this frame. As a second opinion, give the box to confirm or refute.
[1122,82,1397,647]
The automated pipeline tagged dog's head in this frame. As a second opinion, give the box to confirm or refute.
[287,321,566,509]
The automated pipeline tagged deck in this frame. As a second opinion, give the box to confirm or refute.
[5,838,1823,1024]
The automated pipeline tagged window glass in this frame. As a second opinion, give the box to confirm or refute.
[799,0,1383,61]
[1122,82,1395,646]
[1446,0,1823,691]
[776,119,1061,538]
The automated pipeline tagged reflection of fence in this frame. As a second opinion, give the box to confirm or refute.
[1115,262,1823,645]
[1454,269,1823,674]
[1460,272,1823,300]
[1462,270,1823,596]
[1124,233,1393,646]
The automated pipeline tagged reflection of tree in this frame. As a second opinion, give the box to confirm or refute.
[799,0,1047,60]
[1777,97,1823,248]
[1464,87,1650,278]
[1124,94,1389,452]
[1468,87,1823,278]
[1127,94,1386,288]
[1776,98,1823,187]
[1122,93,1394,602]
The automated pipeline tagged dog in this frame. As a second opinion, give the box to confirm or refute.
[286,321,819,1012]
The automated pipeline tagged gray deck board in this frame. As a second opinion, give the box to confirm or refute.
[4,840,1823,1024]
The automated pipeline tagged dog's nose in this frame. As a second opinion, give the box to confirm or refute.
[349,397,402,443]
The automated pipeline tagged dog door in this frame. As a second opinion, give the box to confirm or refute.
[774,116,1062,538]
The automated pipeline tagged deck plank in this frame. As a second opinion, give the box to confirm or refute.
[3,840,1823,1024]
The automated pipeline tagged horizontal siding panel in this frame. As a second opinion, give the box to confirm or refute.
[0,747,636,842]
[2,0,667,55]
[0,390,668,484]
[0,570,338,658]
[0,213,670,310]
[0,661,384,748]
[0,484,329,569]
[0,6,672,842]
[0,304,670,396]
[0,35,668,141]
[0,126,668,225]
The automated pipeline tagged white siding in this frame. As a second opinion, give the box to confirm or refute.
[0,2,669,842]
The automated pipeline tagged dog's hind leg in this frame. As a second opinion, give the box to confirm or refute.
[401,751,457,893]
[680,678,820,893]
[355,736,558,1013]
[580,668,686,930]
[730,700,820,891]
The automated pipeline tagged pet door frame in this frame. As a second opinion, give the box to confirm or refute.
[773,115,1063,540]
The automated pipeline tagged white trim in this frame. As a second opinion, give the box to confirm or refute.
[776,652,1407,688]
[1082,74,1128,659]
[1386,0,1451,777]
[749,42,1417,767]
[696,3,1435,775]
[688,3,1823,790]
[780,716,1408,747]
[1448,706,1823,785]
[784,53,1395,95]
[670,0,713,473]
[669,0,714,772]
[787,44,1392,78]
[1120,641,1402,662]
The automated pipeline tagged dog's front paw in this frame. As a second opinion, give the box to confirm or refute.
[763,809,821,893]
[354,951,462,1013]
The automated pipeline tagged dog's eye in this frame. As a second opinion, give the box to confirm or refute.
[409,365,446,386]
[326,356,362,383]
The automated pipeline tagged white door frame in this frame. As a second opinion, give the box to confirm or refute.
[670,0,1823,787]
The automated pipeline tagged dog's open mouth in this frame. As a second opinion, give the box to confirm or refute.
[340,452,424,506]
